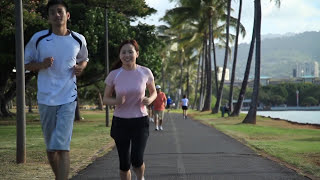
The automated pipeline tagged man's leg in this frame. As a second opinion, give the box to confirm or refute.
[159,111,164,130]
[154,111,159,130]
[53,102,76,180]
[57,151,70,180]
[47,151,70,180]
[39,104,59,177]
[47,151,58,177]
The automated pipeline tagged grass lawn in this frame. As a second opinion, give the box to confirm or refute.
[189,110,320,179]
[0,110,113,180]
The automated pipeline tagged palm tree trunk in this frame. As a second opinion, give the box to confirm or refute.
[186,67,190,98]
[201,49,207,110]
[232,19,256,116]
[212,0,231,114]
[178,50,183,109]
[243,0,261,124]
[198,42,206,110]
[161,63,165,91]
[202,34,212,111]
[212,37,219,96]
[228,0,242,113]
[193,53,201,110]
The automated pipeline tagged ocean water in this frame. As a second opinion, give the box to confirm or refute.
[254,111,320,125]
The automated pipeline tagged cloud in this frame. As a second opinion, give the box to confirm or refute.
[261,0,320,34]
[233,0,320,43]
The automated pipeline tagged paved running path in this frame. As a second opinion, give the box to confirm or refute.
[71,113,309,180]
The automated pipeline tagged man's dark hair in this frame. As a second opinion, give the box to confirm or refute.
[46,0,69,13]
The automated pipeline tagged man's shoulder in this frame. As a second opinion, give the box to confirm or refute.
[31,30,51,40]
[70,31,86,41]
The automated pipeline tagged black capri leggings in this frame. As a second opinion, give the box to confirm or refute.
[111,116,149,171]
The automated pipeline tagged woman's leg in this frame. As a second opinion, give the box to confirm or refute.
[131,117,149,180]
[132,163,145,180]
[120,170,131,180]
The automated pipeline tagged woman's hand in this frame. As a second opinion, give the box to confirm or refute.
[142,97,152,106]
[115,94,126,105]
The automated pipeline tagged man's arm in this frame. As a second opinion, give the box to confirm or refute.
[25,57,54,72]
[74,60,88,76]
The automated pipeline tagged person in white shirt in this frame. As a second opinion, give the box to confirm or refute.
[181,95,189,119]
[24,0,88,179]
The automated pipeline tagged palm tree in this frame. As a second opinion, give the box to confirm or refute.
[231,21,256,116]
[162,0,242,112]
[212,0,232,113]
[192,52,202,109]
[243,0,261,124]
[232,0,280,116]
[228,0,244,113]
[243,0,280,123]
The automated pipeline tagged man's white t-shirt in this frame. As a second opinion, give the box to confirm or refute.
[24,30,89,106]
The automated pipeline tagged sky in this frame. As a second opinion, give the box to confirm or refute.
[134,0,320,43]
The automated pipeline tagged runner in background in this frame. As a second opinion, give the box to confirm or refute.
[166,96,172,113]
[153,85,167,131]
[181,95,189,119]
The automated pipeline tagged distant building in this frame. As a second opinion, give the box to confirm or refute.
[260,76,271,86]
[217,67,230,81]
[314,62,319,77]
[293,61,319,78]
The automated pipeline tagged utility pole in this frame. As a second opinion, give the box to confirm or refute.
[15,0,26,163]
[105,7,110,127]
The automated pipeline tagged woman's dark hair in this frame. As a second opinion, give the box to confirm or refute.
[183,95,186,98]
[111,39,139,70]
[46,0,69,13]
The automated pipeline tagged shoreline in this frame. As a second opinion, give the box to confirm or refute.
[260,115,320,129]
[242,106,320,111]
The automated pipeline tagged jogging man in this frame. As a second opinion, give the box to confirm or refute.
[24,0,89,179]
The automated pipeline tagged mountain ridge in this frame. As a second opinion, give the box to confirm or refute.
[215,31,320,79]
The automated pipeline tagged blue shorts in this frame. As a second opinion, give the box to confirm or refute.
[38,101,77,151]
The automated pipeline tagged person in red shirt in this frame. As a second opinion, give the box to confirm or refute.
[153,85,167,130]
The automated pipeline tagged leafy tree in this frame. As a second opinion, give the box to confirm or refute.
[0,0,162,117]
[0,0,47,117]
[270,95,285,106]
[301,97,318,106]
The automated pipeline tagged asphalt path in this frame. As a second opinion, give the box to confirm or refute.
[71,113,309,180]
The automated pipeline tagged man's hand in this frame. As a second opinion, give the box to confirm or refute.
[42,57,54,69]
[74,61,88,76]
[74,64,84,76]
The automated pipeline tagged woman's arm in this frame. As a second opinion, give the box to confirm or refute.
[142,80,157,106]
[102,85,125,106]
